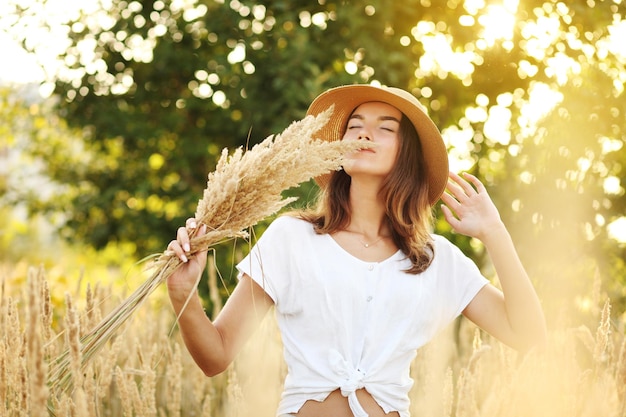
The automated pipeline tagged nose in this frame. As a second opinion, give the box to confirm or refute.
[357,127,371,141]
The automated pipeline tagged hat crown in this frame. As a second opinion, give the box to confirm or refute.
[382,86,428,113]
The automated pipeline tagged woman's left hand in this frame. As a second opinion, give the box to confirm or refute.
[440,171,503,242]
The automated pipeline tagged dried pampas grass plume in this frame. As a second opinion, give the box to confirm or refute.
[48,106,371,397]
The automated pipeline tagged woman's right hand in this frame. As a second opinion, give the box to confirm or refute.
[164,218,274,377]
[166,218,208,301]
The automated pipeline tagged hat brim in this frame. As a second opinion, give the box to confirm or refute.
[306,84,449,205]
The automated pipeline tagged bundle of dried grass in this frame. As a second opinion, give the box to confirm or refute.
[48,106,370,396]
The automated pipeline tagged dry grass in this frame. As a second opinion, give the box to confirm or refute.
[1,262,625,416]
[1,263,221,416]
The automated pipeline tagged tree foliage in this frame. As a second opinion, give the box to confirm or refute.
[4,0,626,315]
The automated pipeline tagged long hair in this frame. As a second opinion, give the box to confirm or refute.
[296,114,435,274]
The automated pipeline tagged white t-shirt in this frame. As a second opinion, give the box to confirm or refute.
[236,215,489,417]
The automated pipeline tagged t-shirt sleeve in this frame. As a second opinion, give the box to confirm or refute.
[236,216,299,306]
[432,235,490,324]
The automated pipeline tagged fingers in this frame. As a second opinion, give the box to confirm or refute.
[447,171,472,196]
[447,171,487,198]
[168,218,207,263]
[459,172,486,193]
[445,174,471,206]
[440,189,462,215]
[186,217,197,229]
[443,172,484,220]
[440,203,463,233]
[168,232,189,263]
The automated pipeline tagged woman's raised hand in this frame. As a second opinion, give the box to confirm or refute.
[440,172,503,242]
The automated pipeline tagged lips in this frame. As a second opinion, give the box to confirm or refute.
[357,148,376,154]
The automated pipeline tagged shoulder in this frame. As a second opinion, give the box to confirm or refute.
[268,214,313,231]
[428,233,483,276]
[429,233,471,261]
[259,214,315,241]
[430,233,456,252]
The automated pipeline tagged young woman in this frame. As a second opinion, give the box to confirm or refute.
[166,85,547,417]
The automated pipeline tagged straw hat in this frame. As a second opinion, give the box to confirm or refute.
[306,84,449,205]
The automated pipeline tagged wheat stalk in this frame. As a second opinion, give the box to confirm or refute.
[47,105,371,397]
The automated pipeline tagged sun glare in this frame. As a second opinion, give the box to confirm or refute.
[413,31,476,81]
[518,82,563,137]
[607,217,626,244]
[606,20,626,60]
[0,32,44,83]
[477,3,518,48]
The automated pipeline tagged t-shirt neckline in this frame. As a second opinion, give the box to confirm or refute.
[324,233,404,266]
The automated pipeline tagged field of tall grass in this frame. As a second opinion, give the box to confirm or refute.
[1,256,625,416]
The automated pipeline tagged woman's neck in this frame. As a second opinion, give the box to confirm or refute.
[347,182,389,239]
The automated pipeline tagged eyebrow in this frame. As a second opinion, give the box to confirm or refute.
[348,114,401,123]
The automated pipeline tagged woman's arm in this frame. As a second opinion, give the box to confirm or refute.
[440,172,547,352]
[166,219,274,376]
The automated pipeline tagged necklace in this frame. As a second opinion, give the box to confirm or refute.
[359,237,383,248]
[355,234,387,248]
[342,229,389,248]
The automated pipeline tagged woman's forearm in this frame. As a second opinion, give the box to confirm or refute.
[481,223,548,349]
[168,273,273,376]
[169,289,231,376]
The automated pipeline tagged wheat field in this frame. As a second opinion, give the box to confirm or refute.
[1,258,625,417]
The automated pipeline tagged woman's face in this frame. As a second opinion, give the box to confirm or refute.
[341,101,402,183]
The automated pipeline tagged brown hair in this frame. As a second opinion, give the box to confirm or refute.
[294,114,435,274]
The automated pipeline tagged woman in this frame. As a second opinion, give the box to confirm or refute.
[166,85,547,417]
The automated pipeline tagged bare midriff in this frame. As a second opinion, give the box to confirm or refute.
[294,388,400,417]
